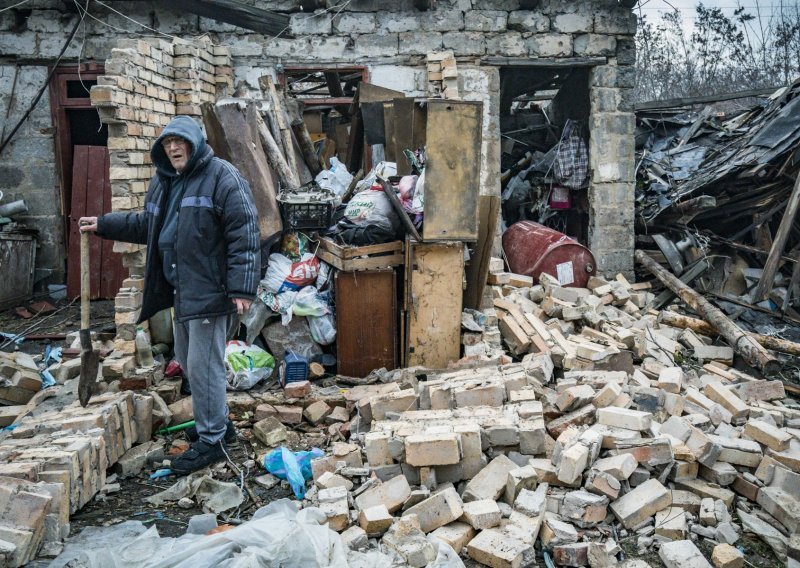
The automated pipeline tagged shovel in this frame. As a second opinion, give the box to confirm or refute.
[78,227,99,407]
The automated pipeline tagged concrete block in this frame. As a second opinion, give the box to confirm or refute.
[402,486,463,533]
[593,453,637,480]
[283,380,310,398]
[355,475,411,513]
[358,504,393,535]
[610,478,672,529]
[592,382,621,408]
[660,540,712,567]
[462,454,518,502]
[430,521,475,554]
[466,528,531,568]
[712,543,744,568]
[654,507,687,540]
[462,499,502,530]
[303,400,331,425]
[657,367,683,394]
[597,407,651,430]
[404,433,461,466]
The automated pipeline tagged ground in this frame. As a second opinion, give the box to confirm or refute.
[0,297,790,567]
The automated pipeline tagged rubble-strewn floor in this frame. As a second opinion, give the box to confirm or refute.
[4,269,800,567]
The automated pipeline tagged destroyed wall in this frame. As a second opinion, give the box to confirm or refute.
[89,38,232,364]
[0,0,636,284]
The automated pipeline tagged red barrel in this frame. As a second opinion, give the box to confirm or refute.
[502,221,596,288]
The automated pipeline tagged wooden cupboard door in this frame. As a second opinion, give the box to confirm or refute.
[335,269,397,377]
[406,242,464,368]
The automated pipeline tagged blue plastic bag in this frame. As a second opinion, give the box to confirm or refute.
[263,446,324,499]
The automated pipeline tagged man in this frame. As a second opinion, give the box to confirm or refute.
[80,115,260,474]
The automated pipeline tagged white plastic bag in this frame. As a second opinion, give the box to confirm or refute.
[344,188,400,233]
[411,168,425,214]
[224,340,276,390]
[264,253,321,294]
[308,313,336,345]
[315,157,353,197]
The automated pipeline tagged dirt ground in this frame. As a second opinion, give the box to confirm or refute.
[69,433,293,539]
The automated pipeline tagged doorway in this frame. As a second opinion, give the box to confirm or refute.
[50,65,126,299]
[498,66,591,244]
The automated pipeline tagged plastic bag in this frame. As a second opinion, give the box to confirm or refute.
[411,168,425,214]
[264,252,321,294]
[344,187,400,233]
[281,231,313,261]
[224,340,276,390]
[263,447,324,499]
[315,157,353,197]
[291,286,329,318]
[308,313,336,345]
[397,175,418,210]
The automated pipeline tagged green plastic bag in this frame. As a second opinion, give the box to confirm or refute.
[224,340,276,390]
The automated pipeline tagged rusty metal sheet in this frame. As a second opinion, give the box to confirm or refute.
[422,99,483,241]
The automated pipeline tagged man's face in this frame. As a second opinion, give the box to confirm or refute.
[161,136,191,172]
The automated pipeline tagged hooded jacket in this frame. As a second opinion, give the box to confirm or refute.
[97,116,261,324]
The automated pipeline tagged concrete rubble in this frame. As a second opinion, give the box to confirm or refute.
[281,262,800,567]
[0,391,152,566]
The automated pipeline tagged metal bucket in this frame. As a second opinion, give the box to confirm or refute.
[502,221,596,288]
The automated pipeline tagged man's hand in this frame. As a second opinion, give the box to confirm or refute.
[232,298,252,315]
[79,216,98,232]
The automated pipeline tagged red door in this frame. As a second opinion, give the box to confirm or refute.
[66,146,126,299]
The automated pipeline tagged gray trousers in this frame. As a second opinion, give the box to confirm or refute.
[173,315,231,444]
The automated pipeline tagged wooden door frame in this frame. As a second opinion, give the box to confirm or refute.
[48,62,104,252]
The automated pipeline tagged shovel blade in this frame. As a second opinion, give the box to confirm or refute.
[78,329,99,407]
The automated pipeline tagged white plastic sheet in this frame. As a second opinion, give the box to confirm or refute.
[49,499,465,568]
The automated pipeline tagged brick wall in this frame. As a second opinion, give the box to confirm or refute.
[89,36,231,367]
[0,0,637,284]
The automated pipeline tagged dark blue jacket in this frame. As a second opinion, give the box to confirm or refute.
[97,116,261,323]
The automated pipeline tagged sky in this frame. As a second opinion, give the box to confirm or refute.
[632,0,799,34]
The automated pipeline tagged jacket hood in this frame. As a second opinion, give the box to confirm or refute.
[151,116,209,177]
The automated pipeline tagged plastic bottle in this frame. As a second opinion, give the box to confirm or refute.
[135,326,155,367]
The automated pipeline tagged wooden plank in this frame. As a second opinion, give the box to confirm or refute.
[635,86,782,111]
[166,0,291,36]
[481,56,606,67]
[67,145,89,299]
[393,97,426,176]
[335,269,397,377]
[406,242,464,368]
[316,249,404,272]
[204,102,283,242]
[383,101,396,162]
[317,237,402,259]
[463,195,500,311]
[86,147,106,299]
[358,82,404,105]
[752,173,800,302]
[423,100,482,241]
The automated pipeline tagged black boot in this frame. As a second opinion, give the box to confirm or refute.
[185,419,238,446]
[170,440,227,475]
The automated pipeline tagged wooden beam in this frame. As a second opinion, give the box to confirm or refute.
[635,249,781,375]
[481,56,606,67]
[751,174,800,302]
[658,310,800,357]
[635,86,783,111]
[168,0,291,37]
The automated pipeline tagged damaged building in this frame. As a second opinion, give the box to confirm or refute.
[4,2,800,568]
[0,0,637,307]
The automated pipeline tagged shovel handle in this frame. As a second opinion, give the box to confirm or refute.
[80,229,90,330]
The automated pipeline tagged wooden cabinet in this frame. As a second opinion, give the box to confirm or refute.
[335,269,398,377]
